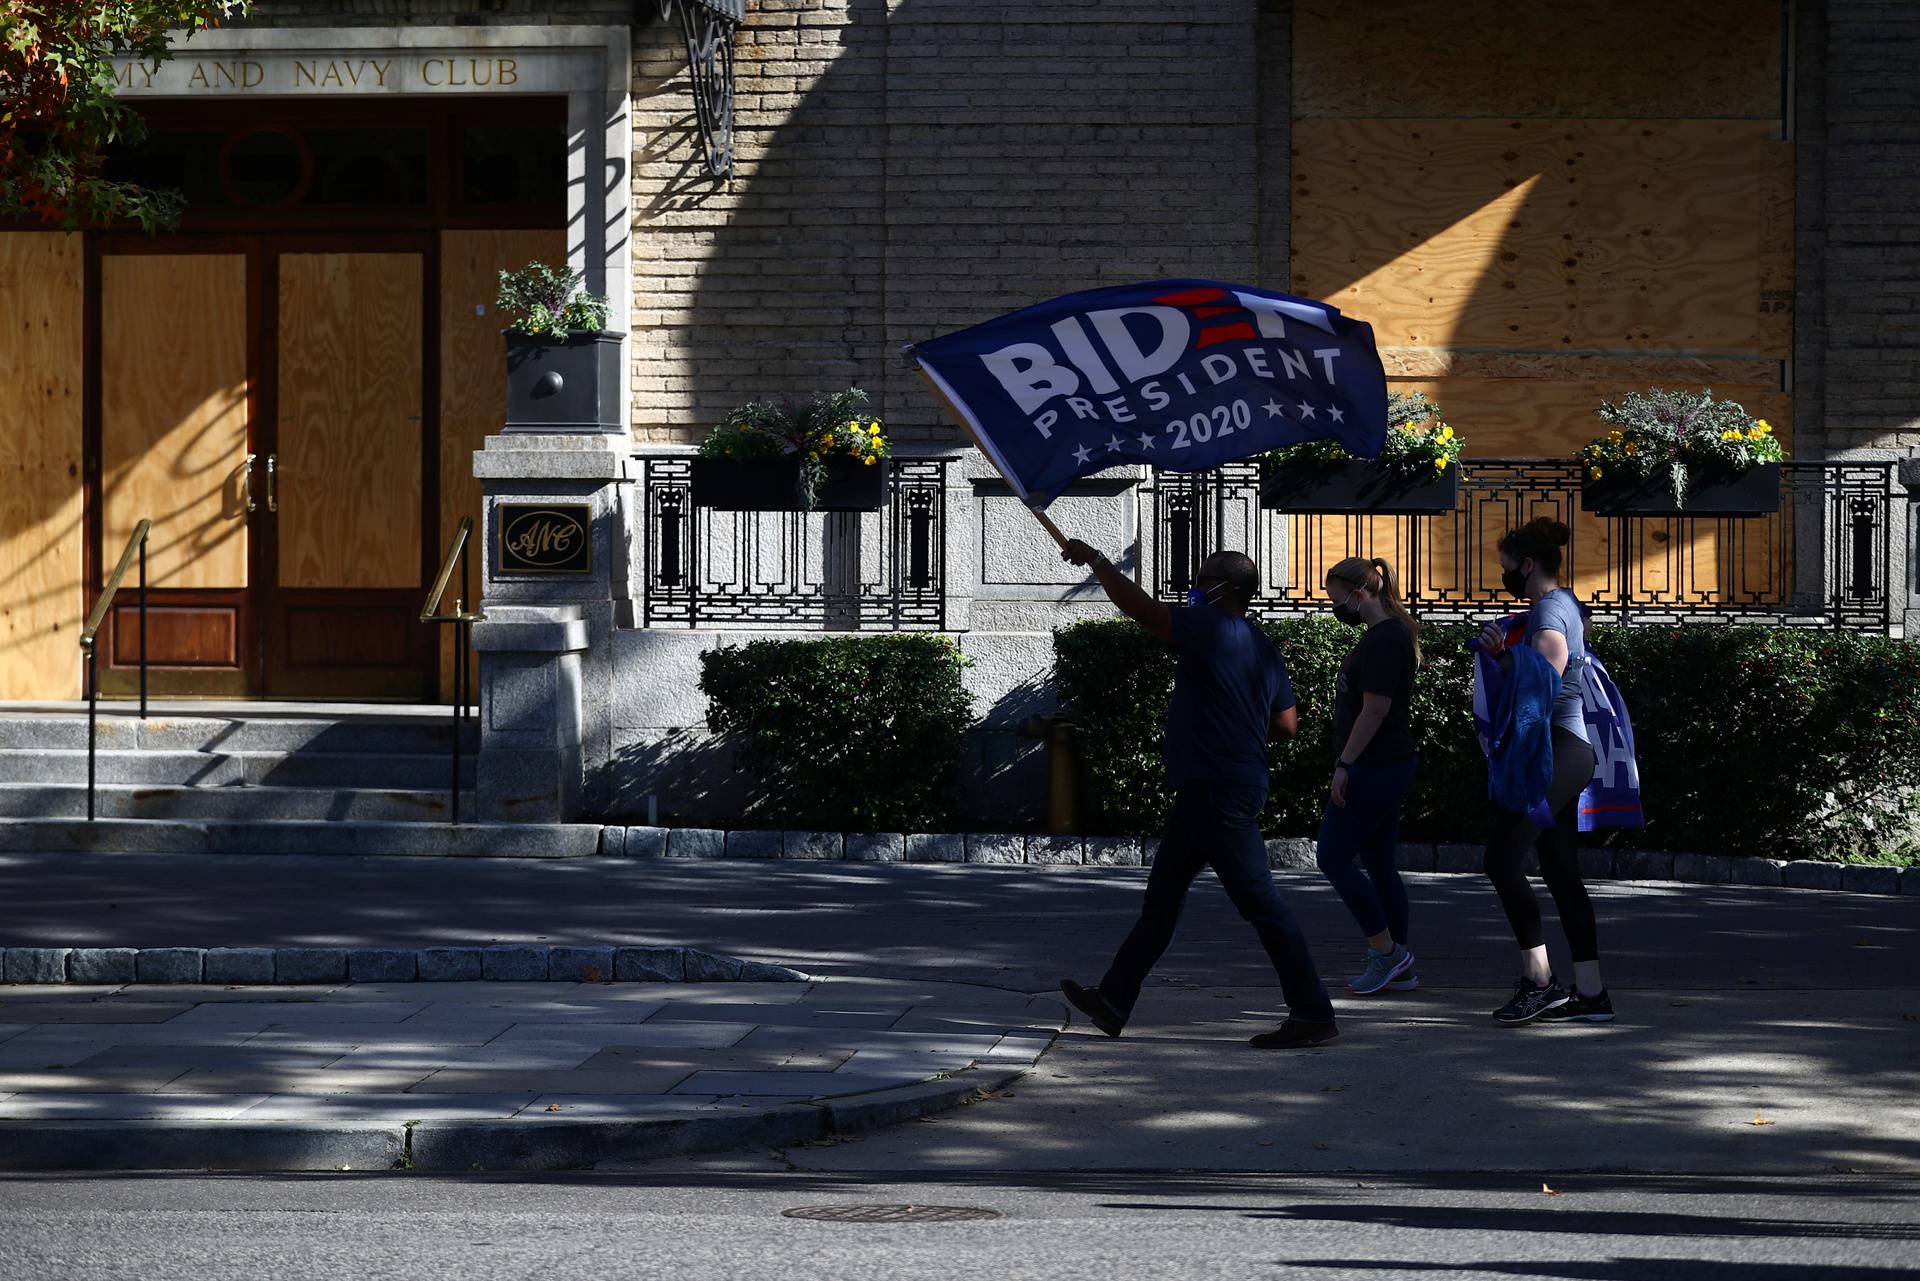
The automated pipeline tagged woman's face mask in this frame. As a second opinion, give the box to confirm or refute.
[1328,586,1364,627]
[1502,561,1533,600]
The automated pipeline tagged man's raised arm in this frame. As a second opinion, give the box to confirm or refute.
[1059,538,1172,642]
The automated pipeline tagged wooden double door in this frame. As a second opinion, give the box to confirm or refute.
[91,230,549,699]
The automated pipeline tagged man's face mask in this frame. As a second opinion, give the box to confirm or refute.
[1186,579,1229,609]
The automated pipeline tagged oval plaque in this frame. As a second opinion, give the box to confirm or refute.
[498,503,592,575]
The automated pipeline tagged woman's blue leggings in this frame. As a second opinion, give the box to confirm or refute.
[1315,757,1418,944]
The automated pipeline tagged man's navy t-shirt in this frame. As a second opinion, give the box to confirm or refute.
[1163,605,1296,794]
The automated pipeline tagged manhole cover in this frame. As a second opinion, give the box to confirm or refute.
[782,1204,1003,1224]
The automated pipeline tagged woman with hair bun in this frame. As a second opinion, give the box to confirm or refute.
[1315,555,1423,996]
[1477,517,1613,1026]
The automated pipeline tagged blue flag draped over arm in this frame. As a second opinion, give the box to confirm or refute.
[905,279,1389,507]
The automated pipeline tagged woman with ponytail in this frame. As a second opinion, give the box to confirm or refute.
[1477,517,1612,1026]
[1315,556,1423,996]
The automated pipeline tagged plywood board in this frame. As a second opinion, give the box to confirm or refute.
[1293,0,1782,120]
[277,253,423,590]
[0,234,85,699]
[1291,120,1791,357]
[437,228,563,701]
[101,254,250,590]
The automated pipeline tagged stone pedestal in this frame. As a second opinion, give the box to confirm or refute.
[474,433,634,819]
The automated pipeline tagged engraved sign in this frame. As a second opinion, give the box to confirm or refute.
[498,504,592,575]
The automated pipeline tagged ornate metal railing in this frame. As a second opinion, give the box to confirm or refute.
[639,455,952,629]
[420,516,481,826]
[1145,459,1899,632]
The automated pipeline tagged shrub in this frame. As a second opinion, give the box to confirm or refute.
[699,634,974,833]
[1054,616,1920,863]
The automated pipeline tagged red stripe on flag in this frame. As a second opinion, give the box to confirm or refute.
[1196,322,1258,348]
[1192,306,1239,318]
[1154,287,1228,307]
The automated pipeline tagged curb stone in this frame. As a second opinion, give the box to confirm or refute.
[0,944,810,985]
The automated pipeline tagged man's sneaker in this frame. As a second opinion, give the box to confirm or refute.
[1538,988,1615,1023]
[1249,1019,1340,1049]
[1383,970,1421,992]
[1348,945,1414,996]
[1059,979,1125,1038]
[1492,977,1571,1025]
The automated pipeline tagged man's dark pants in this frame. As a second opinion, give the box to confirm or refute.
[1098,781,1335,1024]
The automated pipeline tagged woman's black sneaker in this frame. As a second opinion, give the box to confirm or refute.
[1248,1019,1340,1049]
[1059,979,1126,1038]
[1539,989,1615,1023]
[1492,977,1571,1025]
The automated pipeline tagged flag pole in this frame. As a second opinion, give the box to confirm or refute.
[909,365,1070,551]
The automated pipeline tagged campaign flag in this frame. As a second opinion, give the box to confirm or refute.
[905,279,1388,506]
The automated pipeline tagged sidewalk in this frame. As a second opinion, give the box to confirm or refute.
[0,978,1063,1171]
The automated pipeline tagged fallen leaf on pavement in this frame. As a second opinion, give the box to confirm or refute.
[1751,1114,1776,1126]
[1323,1084,1346,1093]
[1312,1141,1331,1151]
[1542,1184,1563,1196]
[1902,1014,1916,1023]
[546,1103,562,1112]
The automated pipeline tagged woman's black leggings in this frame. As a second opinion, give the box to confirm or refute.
[1484,725,1600,963]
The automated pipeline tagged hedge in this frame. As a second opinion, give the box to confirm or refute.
[700,634,974,833]
[1054,617,1920,864]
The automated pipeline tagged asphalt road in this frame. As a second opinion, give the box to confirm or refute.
[1,1170,1915,1281]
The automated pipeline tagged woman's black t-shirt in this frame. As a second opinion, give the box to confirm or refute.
[1330,619,1418,766]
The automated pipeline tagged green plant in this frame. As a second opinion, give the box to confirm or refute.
[699,634,974,833]
[1584,388,1785,506]
[2,1,251,231]
[1054,616,1920,863]
[495,261,608,339]
[1263,390,1462,477]
[698,387,891,509]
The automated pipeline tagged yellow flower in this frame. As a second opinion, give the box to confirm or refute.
[1438,424,1454,441]
[1609,430,1624,442]
[1624,442,1638,456]
[868,423,882,436]
[1590,466,1604,479]
[1434,457,1448,472]
[1755,419,1773,434]
[863,456,877,466]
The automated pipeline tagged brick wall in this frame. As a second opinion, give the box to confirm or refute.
[629,0,1265,444]
[1814,0,1920,459]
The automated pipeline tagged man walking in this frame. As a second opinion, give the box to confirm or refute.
[1056,540,1339,1049]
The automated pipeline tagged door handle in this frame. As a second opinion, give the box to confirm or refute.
[241,453,257,513]
[266,454,278,513]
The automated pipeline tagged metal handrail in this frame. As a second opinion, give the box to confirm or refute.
[81,519,152,822]
[421,517,481,825]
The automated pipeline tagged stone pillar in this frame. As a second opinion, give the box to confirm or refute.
[474,433,633,821]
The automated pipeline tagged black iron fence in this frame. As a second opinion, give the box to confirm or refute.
[1146,459,1900,632]
[639,455,951,629]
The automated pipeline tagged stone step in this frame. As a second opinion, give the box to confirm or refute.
[0,715,478,755]
[0,819,602,858]
[0,784,475,823]
[0,750,475,790]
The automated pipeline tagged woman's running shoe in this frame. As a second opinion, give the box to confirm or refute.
[1348,945,1415,995]
[1538,988,1615,1023]
[1493,977,1571,1025]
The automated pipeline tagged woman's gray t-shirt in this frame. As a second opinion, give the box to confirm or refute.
[1526,589,1589,744]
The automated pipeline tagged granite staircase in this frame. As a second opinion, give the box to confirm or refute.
[0,707,598,857]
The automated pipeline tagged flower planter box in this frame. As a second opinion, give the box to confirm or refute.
[504,330,623,433]
[1258,459,1459,514]
[691,455,889,512]
[1581,463,1781,516]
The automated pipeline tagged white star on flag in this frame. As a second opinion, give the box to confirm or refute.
[1106,435,1125,452]
[1137,432,1157,450]
[1072,444,1093,465]
[1297,401,1317,420]
[1328,405,1345,424]
[1263,400,1284,418]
